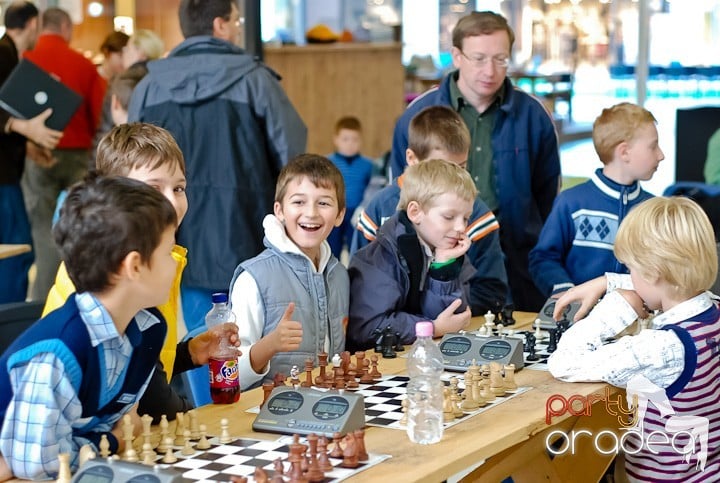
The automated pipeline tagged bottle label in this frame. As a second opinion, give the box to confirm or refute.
[209,358,239,389]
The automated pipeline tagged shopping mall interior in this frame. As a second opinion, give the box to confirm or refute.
[5,0,720,195]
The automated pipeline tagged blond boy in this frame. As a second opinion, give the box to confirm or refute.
[529,102,664,298]
[347,159,477,350]
[352,105,507,315]
[548,196,720,481]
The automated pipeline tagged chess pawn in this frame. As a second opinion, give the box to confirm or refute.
[399,398,409,426]
[196,424,211,450]
[317,435,334,472]
[471,371,486,407]
[125,447,138,463]
[489,362,506,396]
[99,434,111,458]
[480,378,495,403]
[503,364,518,391]
[449,377,464,418]
[219,417,232,443]
[142,443,156,465]
[162,437,177,464]
[181,429,195,455]
[329,432,344,459]
[443,387,455,422]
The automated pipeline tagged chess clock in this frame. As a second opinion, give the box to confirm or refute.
[439,333,525,372]
[537,297,582,330]
[253,386,365,437]
[71,458,182,483]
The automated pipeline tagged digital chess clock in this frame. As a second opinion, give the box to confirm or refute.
[439,333,525,372]
[71,458,181,483]
[253,386,365,437]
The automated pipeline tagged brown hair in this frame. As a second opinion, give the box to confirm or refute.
[592,102,657,164]
[54,175,177,293]
[96,123,185,177]
[100,30,129,55]
[275,154,346,212]
[408,106,470,161]
[452,11,515,50]
[335,116,362,134]
[110,63,148,111]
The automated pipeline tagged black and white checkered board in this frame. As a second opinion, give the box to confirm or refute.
[517,331,555,371]
[357,374,529,430]
[155,435,389,483]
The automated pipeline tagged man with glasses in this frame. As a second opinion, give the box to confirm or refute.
[389,11,561,312]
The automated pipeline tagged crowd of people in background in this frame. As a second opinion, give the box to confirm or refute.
[0,1,719,481]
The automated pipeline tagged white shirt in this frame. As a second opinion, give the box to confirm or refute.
[548,289,717,389]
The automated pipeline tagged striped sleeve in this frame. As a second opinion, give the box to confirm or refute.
[357,209,379,242]
[466,211,500,242]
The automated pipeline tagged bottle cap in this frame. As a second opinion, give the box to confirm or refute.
[415,321,434,337]
[212,292,229,304]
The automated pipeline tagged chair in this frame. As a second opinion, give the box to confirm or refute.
[0,300,44,355]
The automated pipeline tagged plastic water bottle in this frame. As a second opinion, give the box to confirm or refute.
[206,292,240,404]
[406,321,444,444]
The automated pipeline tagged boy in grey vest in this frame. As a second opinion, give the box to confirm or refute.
[229,154,349,390]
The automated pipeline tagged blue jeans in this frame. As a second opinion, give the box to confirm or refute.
[0,184,33,303]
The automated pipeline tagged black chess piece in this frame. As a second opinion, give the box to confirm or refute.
[393,331,404,352]
[500,305,515,326]
[372,327,384,353]
[524,332,539,361]
[547,328,558,353]
[381,326,397,358]
[558,318,570,335]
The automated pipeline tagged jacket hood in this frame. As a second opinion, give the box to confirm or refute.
[146,36,263,104]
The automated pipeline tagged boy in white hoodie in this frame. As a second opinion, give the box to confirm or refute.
[229,154,349,390]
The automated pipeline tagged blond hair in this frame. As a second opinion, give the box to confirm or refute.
[399,159,477,210]
[614,197,717,298]
[96,123,185,176]
[408,106,470,161]
[128,29,165,61]
[593,102,657,164]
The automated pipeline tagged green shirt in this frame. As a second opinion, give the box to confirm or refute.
[449,73,504,211]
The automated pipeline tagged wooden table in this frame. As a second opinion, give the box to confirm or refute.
[0,244,31,260]
[192,312,622,482]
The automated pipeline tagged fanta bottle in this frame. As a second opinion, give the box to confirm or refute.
[206,292,240,404]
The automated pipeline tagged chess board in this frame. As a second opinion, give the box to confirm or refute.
[358,374,529,430]
[154,435,389,482]
[517,331,554,371]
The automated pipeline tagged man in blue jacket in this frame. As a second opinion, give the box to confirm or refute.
[390,11,561,312]
[128,0,307,328]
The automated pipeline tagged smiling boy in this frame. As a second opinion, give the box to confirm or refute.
[229,154,349,390]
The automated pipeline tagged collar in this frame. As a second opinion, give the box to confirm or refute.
[652,292,717,328]
[590,168,645,201]
[263,214,332,273]
[35,33,68,49]
[76,292,161,348]
[449,70,506,113]
[333,152,360,163]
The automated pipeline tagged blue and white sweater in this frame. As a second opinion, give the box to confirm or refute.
[529,168,654,296]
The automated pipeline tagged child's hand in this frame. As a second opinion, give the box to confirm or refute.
[434,233,471,263]
[433,299,471,337]
[616,289,649,318]
[553,275,607,321]
[270,303,303,352]
[188,323,242,366]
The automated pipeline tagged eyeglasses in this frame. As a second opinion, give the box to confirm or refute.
[458,50,510,69]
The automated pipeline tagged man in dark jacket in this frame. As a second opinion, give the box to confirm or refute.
[390,11,561,312]
[128,0,307,329]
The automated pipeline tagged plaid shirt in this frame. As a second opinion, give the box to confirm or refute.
[0,293,159,480]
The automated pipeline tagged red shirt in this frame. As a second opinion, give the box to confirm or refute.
[24,34,106,149]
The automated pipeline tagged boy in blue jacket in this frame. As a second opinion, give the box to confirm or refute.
[348,159,477,350]
[0,176,178,480]
[529,102,664,297]
[352,105,508,315]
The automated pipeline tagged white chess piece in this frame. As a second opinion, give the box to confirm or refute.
[331,353,341,368]
[57,453,72,483]
[484,310,495,334]
[219,418,232,443]
[534,318,546,340]
[196,424,211,450]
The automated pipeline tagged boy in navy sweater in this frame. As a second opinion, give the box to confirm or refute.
[0,176,178,480]
[529,102,664,298]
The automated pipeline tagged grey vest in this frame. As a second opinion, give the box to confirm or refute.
[230,244,348,389]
